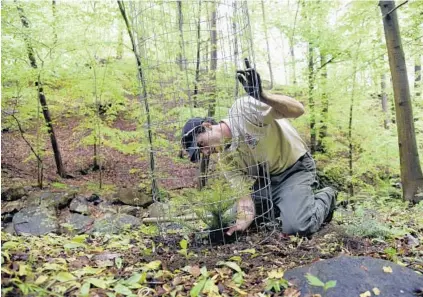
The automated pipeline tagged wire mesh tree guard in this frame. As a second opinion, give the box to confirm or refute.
[121,1,275,245]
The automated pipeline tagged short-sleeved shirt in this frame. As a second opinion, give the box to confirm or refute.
[221,96,308,187]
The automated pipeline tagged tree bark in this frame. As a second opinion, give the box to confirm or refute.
[208,1,217,117]
[118,1,159,200]
[317,54,329,152]
[193,0,202,107]
[177,0,184,71]
[233,0,239,97]
[261,0,274,89]
[16,2,67,178]
[308,44,316,154]
[52,0,57,46]
[380,1,423,203]
[289,1,299,85]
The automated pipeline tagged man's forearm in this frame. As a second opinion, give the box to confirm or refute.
[237,195,255,219]
[261,91,305,118]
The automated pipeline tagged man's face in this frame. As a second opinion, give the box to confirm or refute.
[195,126,223,156]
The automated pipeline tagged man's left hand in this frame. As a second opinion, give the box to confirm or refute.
[236,58,263,100]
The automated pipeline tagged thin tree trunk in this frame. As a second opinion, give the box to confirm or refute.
[16,2,67,178]
[208,1,217,117]
[233,0,239,97]
[177,0,184,71]
[317,54,328,152]
[415,56,421,98]
[290,1,299,85]
[261,0,274,89]
[193,0,202,107]
[118,1,159,200]
[380,1,423,203]
[116,21,123,59]
[308,44,316,154]
[381,74,390,129]
[52,0,57,46]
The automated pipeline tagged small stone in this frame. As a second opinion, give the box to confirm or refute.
[405,234,419,247]
[115,187,153,207]
[1,186,27,201]
[61,213,94,235]
[148,202,170,218]
[90,213,141,234]
[69,197,90,215]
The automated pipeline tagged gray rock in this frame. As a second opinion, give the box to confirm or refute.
[1,186,27,201]
[61,213,94,235]
[115,187,152,207]
[1,200,25,215]
[148,202,170,218]
[26,191,76,209]
[90,213,141,234]
[69,197,90,215]
[2,223,16,235]
[12,206,58,236]
[284,256,423,297]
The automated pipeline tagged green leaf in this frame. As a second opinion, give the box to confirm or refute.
[229,256,242,263]
[232,272,244,285]
[72,234,88,243]
[55,271,76,282]
[190,278,207,297]
[179,239,188,250]
[126,272,144,285]
[217,261,242,273]
[2,241,19,250]
[114,283,134,296]
[64,242,86,249]
[324,280,337,291]
[305,273,325,287]
[239,248,256,255]
[115,257,123,269]
[34,275,49,285]
[87,277,107,289]
[142,260,161,271]
[200,266,208,277]
[80,282,91,297]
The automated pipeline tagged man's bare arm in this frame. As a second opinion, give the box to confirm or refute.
[226,195,255,236]
[261,91,305,119]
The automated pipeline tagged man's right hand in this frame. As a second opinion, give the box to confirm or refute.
[236,58,263,100]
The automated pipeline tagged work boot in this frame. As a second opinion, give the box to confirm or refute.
[323,189,338,224]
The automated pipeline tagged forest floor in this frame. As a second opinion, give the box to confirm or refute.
[1,116,423,296]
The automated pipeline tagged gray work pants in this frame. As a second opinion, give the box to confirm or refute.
[252,152,336,236]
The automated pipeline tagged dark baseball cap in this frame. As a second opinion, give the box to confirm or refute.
[181,117,217,162]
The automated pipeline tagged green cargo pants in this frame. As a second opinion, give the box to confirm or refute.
[252,152,336,236]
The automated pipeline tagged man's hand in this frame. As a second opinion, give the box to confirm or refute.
[236,58,262,100]
[226,196,255,236]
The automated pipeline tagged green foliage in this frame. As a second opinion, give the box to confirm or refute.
[305,273,337,293]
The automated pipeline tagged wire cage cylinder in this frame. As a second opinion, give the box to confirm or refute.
[123,0,274,245]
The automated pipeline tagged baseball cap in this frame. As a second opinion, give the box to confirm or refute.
[181,117,217,162]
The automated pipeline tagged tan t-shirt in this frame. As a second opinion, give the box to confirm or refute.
[221,96,308,186]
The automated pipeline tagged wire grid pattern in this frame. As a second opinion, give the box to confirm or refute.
[125,1,274,244]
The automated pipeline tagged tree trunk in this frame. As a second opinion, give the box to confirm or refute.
[380,74,390,129]
[415,56,421,98]
[177,0,184,71]
[233,0,239,97]
[308,44,316,154]
[208,1,217,117]
[317,54,329,152]
[193,0,202,107]
[261,0,274,89]
[118,1,159,201]
[380,1,423,203]
[16,2,67,178]
[289,1,299,85]
[52,0,57,46]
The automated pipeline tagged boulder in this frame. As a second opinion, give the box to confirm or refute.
[12,206,58,236]
[61,213,94,235]
[26,191,76,209]
[90,213,141,234]
[284,256,423,297]
[1,186,27,201]
[1,200,25,215]
[115,187,153,207]
[69,197,90,215]
[2,223,16,235]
